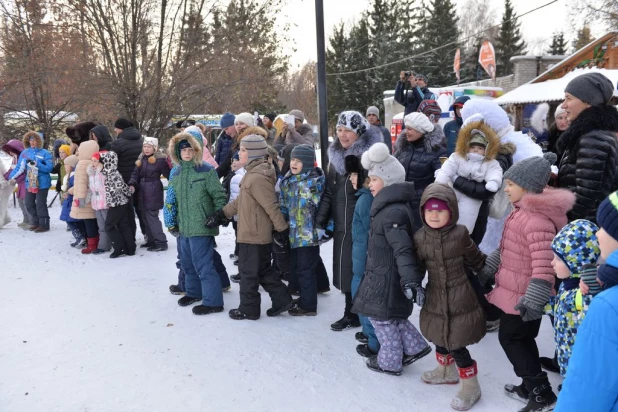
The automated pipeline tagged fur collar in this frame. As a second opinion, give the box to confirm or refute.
[328,125,383,175]
[395,126,446,154]
[516,187,575,228]
[22,131,43,149]
[456,121,500,161]
[556,105,618,154]
[499,142,517,156]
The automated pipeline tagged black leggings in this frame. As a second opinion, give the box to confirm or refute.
[436,345,474,368]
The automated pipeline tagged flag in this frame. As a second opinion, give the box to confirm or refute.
[478,41,496,80]
[454,48,461,84]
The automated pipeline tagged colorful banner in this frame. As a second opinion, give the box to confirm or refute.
[478,41,496,80]
[454,48,461,84]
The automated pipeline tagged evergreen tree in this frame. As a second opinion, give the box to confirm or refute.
[546,32,568,55]
[326,23,349,123]
[573,25,595,52]
[494,0,526,77]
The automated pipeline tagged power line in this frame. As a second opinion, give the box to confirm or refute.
[326,0,560,76]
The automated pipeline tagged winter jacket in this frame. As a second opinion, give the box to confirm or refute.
[229,167,246,221]
[394,80,437,116]
[443,118,462,156]
[9,131,53,191]
[316,125,384,292]
[487,188,575,315]
[279,167,325,248]
[373,121,392,153]
[87,165,106,210]
[435,121,504,233]
[284,123,315,146]
[69,140,99,220]
[60,174,80,223]
[201,137,218,168]
[90,125,114,151]
[352,188,373,281]
[217,126,266,178]
[128,153,170,211]
[555,285,618,412]
[223,157,288,244]
[352,182,421,320]
[555,105,618,223]
[414,184,486,350]
[51,161,66,192]
[215,131,234,165]
[546,123,563,157]
[264,125,276,146]
[100,151,131,208]
[394,128,447,230]
[164,132,227,238]
[2,140,26,199]
[111,126,143,184]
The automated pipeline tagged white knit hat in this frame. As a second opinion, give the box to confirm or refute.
[404,112,434,134]
[361,142,405,187]
[554,105,566,117]
[235,112,255,127]
[143,136,158,151]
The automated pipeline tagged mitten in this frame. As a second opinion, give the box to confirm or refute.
[485,181,499,192]
[204,209,227,229]
[319,229,333,244]
[73,199,80,207]
[580,264,602,296]
[514,278,553,322]
[273,228,290,249]
[403,283,425,306]
[477,249,500,288]
[168,227,180,238]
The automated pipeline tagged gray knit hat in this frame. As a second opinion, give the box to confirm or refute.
[240,134,268,160]
[564,73,615,107]
[361,142,405,187]
[366,106,380,117]
[289,110,305,122]
[504,152,557,194]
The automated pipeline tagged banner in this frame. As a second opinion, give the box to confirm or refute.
[454,48,461,84]
[478,41,496,80]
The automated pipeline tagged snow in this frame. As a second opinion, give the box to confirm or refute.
[0,193,562,412]
[495,67,618,105]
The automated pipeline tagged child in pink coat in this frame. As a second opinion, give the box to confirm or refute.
[478,152,575,411]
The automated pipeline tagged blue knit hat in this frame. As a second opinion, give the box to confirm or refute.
[551,219,601,276]
[220,112,235,129]
[290,145,315,174]
[597,190,618,243]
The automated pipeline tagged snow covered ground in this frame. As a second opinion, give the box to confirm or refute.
[0,194,562,412]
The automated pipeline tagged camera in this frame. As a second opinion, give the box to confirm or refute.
[404,71,412,78]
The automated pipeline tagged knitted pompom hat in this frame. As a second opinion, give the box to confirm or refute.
[361,142,405,187]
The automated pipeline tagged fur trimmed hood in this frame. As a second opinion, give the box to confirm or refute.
[455,121,500,161]
[396,125,446,153]
[22,131,43,149]
[516,187,576,229]
[556,105,618,154]
[76,140,99,161]
[169,132,203,166]
[328,125,384,175]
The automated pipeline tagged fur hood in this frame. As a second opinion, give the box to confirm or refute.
[395,125,446,153]
[455,121,500,161]
[499,141,517,157]
[556,105,618,154]
[516,187,576,230]
[461,99,511,136]
[168,132,203,166]
[76,140,99,161]
[2,139,24,156]
[328,125,384,175]
[22,131,43,149]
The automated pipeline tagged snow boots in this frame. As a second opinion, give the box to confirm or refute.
[519,374,557,412]
[539,354,560,374]
[178,296,200,307]
[355,332,369,344]
[366,356,402,376]
[81,236,99,254]
[505,382,529,403]
[451,362,481,411]
[403,345,432,366]
[422,352,459,385]
[330,315,361,331]
[169,284,184,295]
[34,217,50,233]
[192,305,224,315]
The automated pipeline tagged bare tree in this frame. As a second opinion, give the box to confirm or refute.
[571,0,618,30]
[278,62,318,124]
[458,0,498,50]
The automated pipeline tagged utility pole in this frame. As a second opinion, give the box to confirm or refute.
[315,0,329,169]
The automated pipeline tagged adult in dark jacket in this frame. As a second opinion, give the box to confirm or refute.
[394,72,437,116]
[394,112,447,231]
[90,125,114,151]
[215,112,235,168]
[366,106,392,152]
[556,72,618,223]
[443,96,470,155]
[316,110,383,332]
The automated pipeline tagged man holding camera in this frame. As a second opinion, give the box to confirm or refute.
[394,71,437,116]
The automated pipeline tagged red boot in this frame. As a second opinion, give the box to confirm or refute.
[81,236,99,254]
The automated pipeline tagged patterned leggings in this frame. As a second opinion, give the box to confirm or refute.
[370,318,428,372]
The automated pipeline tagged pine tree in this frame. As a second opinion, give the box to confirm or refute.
[494,0,526,77]
[326,23,349,123]
[546,32,568,55]
[573,25,595,52]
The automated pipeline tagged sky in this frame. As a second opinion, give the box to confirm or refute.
[280,0,585,70]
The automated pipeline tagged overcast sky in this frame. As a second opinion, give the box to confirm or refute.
[280,0,590,70]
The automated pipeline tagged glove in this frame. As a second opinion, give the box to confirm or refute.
[168,227,180,238]
[129,186,135,194]
[204,209,227,229]
[581,264,602,296]
[514,278,553,322]
[273,228,290,249]
[477,249,501,288]
[319,229,333,245]
[403,283,425,306]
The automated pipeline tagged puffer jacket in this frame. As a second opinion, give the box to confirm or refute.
[223,157,288,244]
[70,140,99,220]
[128,153,170,211]
[352,182,421,320]
[100,151,131,208]
[394,127,447,230]
[279,167,325,248]
[87,164,106,210]
[556,105,618,223]
[315,125,384,292]
[164,132,227,237]
[111,126,143,183]
[2,140,26,199]
[9,131,53,191]
[414,183,486,350]
[487,188,575,315]
[352,187,373,281]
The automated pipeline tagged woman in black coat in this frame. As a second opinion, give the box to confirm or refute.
[316,111,383,332]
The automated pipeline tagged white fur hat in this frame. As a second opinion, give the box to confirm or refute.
[404,112,434,134]
[235,112,255,127]
[361,143,405,188]
[143,136,158,150]
[461,99,510,134]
